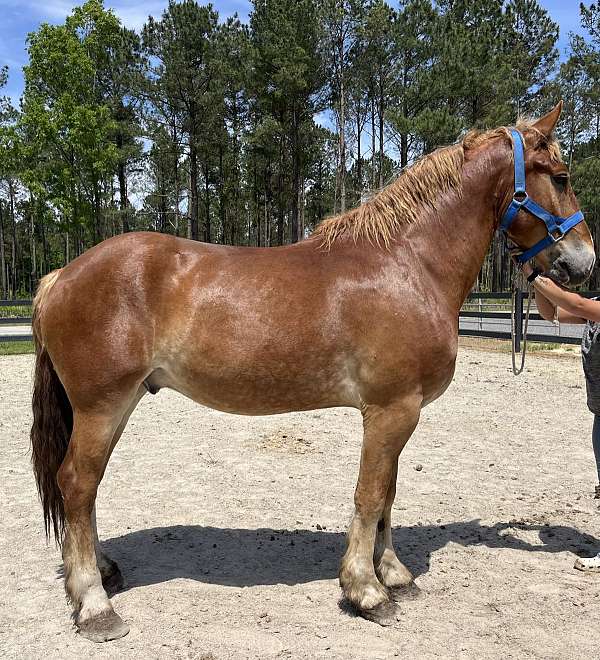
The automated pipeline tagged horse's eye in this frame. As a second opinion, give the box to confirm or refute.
[552,173,569,188]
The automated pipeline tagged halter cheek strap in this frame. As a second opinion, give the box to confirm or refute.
[499,129,584,263]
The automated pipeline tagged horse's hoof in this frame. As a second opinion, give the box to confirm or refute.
[77,610,130,643]
[101,564,124,595]
[361,600,401,627]
[391,581,421,602]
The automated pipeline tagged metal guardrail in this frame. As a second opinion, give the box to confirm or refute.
[0,299,33,342]
[0,299,33,306]
[0,317,31,325]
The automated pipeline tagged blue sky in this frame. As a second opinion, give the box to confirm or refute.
[0,0,588,105]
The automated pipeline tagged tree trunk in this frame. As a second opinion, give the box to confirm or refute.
[231,95,240,246]
[299,183,305,240]
[277,133,284,245]
[266,160,272,248]
[159,170,167,233]
[218,145,226,244]
[378,79,385,189]
[254,162,260,247]
[204,161,211,243]
[189,139,200,240]
[173,120,181,237]
[291,104,300,243]
[29,195,37,295]
[9,181,17,298]
[0,202,6,299]
[370,93,376,190]
[117,155,129,233]
[40,205,49,276]
[92,179,102,244]
[317,159,323,223]
[357,100,362,202]
[401,66,409,169]
[264,195,268,247]
[339,43,346,213]
[400,133,408,169]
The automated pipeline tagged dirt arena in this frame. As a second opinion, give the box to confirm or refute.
[2,342,600,659]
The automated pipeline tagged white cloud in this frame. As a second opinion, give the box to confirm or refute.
[0,0,164,27]
[9,0,74,20]
[106,1,167,31]
[108,0,251,29]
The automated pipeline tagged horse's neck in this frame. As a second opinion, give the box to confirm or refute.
[398,149,504,315]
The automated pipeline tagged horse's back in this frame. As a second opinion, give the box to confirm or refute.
[38,232,363,411]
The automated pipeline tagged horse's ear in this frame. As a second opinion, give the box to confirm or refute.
[532,101,563,138]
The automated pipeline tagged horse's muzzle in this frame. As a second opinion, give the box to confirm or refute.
[547,250,596,288]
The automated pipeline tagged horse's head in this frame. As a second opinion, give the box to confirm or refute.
[500,102,595,287]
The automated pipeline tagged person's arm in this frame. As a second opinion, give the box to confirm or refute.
[533,276,593,322]
[533,282,586,323]
[533,284,558,321]
[557,304,588,324]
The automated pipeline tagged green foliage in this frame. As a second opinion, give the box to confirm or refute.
[21,1,125,245]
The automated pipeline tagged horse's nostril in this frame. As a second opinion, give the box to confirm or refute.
[553,253,595,285]
[551,258,572,284]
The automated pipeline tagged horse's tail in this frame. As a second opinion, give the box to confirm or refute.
[30,269,72,544]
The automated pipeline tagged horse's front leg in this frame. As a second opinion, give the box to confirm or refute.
[373,462,420,600]
[339,396,421,626]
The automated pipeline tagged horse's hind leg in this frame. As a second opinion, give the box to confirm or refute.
[92,506,123,595]
[57,394,139,642]
[339,396,421,626]
[374,462,420,600]
[92,387,145,595]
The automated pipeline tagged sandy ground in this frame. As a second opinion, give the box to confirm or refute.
[2,343,600,659]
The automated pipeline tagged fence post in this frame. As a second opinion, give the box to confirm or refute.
[514,290,523,353]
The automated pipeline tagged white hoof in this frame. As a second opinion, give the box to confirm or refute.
[574,554,600,573]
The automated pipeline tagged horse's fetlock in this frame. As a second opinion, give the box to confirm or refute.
[340,556,389,609]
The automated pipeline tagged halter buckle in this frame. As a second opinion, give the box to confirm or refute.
[512,191,528,205]
[549,226,567,243]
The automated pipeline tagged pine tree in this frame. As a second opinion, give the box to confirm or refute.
[143,1,220,241]
[250,0,325,243]
[320,0,363,212]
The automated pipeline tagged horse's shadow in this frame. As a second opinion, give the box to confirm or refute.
[99,519,600,591]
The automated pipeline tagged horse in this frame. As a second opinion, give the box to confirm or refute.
[30,103,595,642]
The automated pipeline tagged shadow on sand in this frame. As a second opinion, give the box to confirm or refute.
[99,519,600,592]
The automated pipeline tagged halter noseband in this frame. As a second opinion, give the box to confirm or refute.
[499,128,584,263]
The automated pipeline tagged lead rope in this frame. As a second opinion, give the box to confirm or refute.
[510,267,533,376]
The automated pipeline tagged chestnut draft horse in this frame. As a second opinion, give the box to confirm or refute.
[30,103,595,641]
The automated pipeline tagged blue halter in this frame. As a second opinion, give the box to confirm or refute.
[499,129,584,263]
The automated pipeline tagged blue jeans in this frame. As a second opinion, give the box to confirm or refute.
[593,415,600,482]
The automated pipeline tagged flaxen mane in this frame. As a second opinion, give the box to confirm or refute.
[313,119,562,248]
